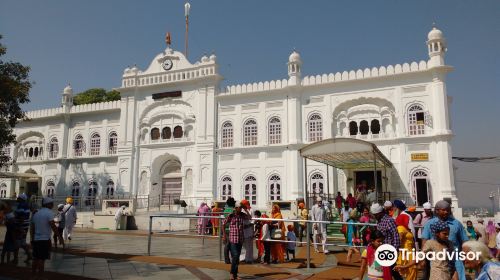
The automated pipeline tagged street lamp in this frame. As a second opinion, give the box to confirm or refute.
[489,191,495,217]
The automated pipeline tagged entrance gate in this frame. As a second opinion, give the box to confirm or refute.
[161,178,181,205]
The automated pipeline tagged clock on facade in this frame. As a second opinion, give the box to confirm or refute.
[162,59,173,71]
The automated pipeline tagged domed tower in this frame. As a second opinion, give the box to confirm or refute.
[288,50,302,86]
[427,26,447,68]
[61,84,73,112]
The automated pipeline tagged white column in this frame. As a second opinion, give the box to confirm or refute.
[430,73,451,135]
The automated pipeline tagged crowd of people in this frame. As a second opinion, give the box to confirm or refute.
[0,195,78,279]
[201,186,500,280]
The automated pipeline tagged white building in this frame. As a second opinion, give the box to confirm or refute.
[0,27,460,213]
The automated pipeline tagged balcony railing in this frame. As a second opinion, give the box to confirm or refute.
[146,137,193,145]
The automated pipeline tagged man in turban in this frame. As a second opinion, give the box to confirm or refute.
[63,197,77,241]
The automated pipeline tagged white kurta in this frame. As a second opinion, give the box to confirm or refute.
[311,204,327,233]
[63,204,77,240]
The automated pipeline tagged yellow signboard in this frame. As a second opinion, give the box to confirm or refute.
[411,153,429,161]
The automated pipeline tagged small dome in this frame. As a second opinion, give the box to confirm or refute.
[131,65,139,72]
[201,55,209,63]
[124,67,131,74]
[209,54,217,62]
[428,27,444,41]
[288,50,302,64]
[63,84,73,95]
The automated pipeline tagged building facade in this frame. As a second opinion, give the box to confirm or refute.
[0,27,459,212]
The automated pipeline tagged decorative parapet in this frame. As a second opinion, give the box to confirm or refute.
[69,100,120,114]
[220,79,289,96]
[25,107,62,119]
[121,65,217,88]
[219,60,428,95]
[302,61,428,87]
[24,100,120,120]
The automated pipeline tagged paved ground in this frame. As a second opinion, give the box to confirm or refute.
[0,227,345,280]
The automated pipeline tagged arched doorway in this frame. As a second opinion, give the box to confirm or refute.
[160,158,182,205]
[412,170,431,206]
[24,168,40,197]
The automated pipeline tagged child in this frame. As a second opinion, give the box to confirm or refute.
[260,214,271,264]
[1,206,16,264]
[359,230,392,280]
[286,224,296,261]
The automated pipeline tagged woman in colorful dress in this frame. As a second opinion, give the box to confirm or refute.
[270,204,285,263]
[394,213,417,280]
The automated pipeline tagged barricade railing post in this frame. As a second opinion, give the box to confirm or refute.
[219,215,223,262]
[306,220,311,270]
[147,216,153,256]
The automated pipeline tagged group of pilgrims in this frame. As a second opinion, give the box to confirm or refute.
[198,185,500,280]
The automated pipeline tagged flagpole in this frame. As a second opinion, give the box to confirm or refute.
[185,2,191,59]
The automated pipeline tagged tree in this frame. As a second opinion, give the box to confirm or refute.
[0,35,32,167]
[73,88,120,105]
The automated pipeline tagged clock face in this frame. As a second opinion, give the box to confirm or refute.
[162,59,173,71]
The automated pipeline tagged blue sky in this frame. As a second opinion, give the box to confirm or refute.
[1,1,499,208]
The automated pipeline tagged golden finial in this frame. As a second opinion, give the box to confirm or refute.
[165,32,172,47]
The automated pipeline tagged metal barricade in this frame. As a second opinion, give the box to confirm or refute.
[146,213,399,270]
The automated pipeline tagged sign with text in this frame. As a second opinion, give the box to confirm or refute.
[152,91,182,100]
[411,153,429,161]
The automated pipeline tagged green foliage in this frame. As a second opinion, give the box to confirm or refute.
[73,88,120,105]
[0,34,32,167]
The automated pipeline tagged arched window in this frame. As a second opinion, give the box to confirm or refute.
[173,126,183,138]
[268,175,281,201]
[90,133,101,155]
[150,128,160,140]
[408,104,425,135]
[221,121,233,148]
[46,180,55,198]
[49,137,59,158]
[310,173,324,197]
[87,180,98,206]
[71,181,80,206]
[371,120,381,134]
[308,114,323,142]
[0,183,7,198]
[220,176,232,201]
[108,132,117,155]
[349,121,358,136]
[412,170,431,206]
[162,127,171,139]
[359,120,369,135]
[244,175,257,205]
[268,117,281,145]
[29,147,33,158]
[34,147,39,158]
[243,119,258,146]
[106,179,115,198]
[74,134,85,157]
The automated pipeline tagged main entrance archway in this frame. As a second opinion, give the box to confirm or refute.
[152,154,183,205]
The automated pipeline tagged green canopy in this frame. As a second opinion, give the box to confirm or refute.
[299,138,392,169]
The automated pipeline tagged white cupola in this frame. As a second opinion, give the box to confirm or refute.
[61,84,73,111]
[427,26,447,68]
[287,50,302,86]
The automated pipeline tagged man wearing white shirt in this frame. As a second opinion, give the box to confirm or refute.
[311,197,329,254]
[30,197,60,278]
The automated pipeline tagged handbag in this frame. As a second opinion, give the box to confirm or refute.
[271,228,282,240]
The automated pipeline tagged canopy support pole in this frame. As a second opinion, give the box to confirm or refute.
[373,149,378,203]
[326,165,330,200]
